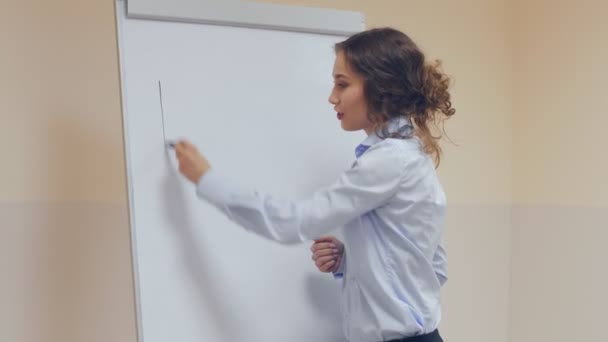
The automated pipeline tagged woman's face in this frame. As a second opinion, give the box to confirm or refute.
[328,51,375,135]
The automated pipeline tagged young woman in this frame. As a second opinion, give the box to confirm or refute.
[174,27,455,342]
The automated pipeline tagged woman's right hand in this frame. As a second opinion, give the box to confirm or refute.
[310,236,344,273]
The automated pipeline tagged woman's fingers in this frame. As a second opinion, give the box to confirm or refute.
[315,254,338,266]
[310,236,344,273]
[314,235,338,244]
[312,248,340,260]
[318,259,336,272]
[310,242,336,252]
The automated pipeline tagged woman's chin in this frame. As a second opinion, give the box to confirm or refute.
[340,122,361,132]
[340,121,351,131]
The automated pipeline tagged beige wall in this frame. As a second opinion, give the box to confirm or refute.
[4,1,603,342]
[1,1,136,342]
[512,0,608,206]
[509,0,608,341]
[0,2,128,204]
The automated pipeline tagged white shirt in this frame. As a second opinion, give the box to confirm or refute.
[196,118,448,342]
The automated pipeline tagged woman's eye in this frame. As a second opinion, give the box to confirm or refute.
[336,83,347,88]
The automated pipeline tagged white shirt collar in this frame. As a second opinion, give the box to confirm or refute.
[360,116,412,147]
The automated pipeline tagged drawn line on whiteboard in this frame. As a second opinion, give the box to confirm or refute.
[158,80,175,149]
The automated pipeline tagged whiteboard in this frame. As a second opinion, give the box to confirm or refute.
[127,0,365,35]
[116,1,365,341]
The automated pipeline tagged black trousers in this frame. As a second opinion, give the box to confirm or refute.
[385,329,443,342]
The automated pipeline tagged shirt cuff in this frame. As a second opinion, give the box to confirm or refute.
[333,255,345,279]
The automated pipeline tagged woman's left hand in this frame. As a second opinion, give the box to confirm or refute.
[311,236,344,273]
[174,140,211,184]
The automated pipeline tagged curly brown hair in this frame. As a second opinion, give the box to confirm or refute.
[335,27,455,166]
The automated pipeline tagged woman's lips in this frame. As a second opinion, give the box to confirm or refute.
[337,112,344,120]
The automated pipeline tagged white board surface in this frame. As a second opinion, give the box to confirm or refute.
[116,1,365,341]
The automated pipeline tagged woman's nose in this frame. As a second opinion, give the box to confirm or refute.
[328,92,338,105]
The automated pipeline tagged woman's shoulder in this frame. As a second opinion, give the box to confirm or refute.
[354,138,433,183]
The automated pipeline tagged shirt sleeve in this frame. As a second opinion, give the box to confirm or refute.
[432,242,448,287]
[195,143,403,244]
